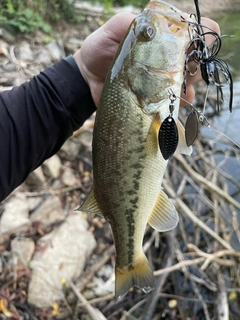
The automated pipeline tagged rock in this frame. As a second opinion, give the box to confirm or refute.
[17,44,34,61]
[0,40,8,56]
[0,194,31,243]
[61,167,77,187]
[28,212,96,308]
[77,130,93,148]
[36,50,52,66]
[13,77,28,86]
[0,56,8,66]
[92,276,114,297]
[98,264,113,279]
[50,179,63,191]
[42,155,62,179]
[45,41,65,61]
[11,238,35,269]
[34,31,48,45]
[64,37,83,53]
[3,63,17,72]
[0,28,15,43]
[0,77,14,86]
[59,138,82,160]
[25,167,47,188]
[27,196,43,212]
[29,195,64,225]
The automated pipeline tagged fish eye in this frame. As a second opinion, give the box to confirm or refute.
[144,26,154,38]
[139,24,156,41]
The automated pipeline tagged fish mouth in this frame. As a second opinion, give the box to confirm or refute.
[147,0,190,33]
[167,21,181,34]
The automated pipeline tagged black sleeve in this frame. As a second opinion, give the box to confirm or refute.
[0,56,96,202]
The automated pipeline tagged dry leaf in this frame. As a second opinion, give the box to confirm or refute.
[52,301,60,316]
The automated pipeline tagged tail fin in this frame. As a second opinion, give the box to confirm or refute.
[115,253,155,300]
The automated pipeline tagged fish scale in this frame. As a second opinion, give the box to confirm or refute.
[80,0,193,299]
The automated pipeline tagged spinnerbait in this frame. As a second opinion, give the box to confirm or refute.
[158,92,179,160]
[185,106,209,147]
[182,0,233,112]
[185,110,199,147]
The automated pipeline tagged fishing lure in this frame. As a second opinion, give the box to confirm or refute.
[185,103,240,149]
[185,110,199,147]
[174,94,239,149]
[158,92,179,160]
[182,0,233,113]
[170,0,234,147]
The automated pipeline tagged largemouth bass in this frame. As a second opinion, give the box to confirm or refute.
[81,0,193,299]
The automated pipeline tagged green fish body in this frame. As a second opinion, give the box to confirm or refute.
[81,0,192,299]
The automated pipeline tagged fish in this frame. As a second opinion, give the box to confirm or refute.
[80,0,193,299]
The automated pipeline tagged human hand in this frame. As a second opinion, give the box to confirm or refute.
[74,13,135,106]
[74,13,220,107]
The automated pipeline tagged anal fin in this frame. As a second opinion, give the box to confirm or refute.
[148,189,179,232]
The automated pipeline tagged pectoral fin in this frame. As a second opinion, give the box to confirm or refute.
[148,190,179,232]
[176,120,192,156]
[78,188,103,216]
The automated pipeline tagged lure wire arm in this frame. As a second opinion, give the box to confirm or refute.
[181,2,233,113]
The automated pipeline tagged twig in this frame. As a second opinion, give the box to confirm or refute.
[174,152,240,210]
[77,245,115,292]
[217,273,229,320]
[162,181,235,251]
[175,242,217,292]
[154,257,205,276]
[143,230,158,252]
[120,299,147,320]
[76,293,114,307]
[70,245,115,318]
[141,230,175,320]
[191,279,211,320]
[198,152,240,190]
[70,281,108,320]
[209,153,220,252]
[24,185,85,198]
[187,244,240,270]
[231,205,240,243]
[158,293,214,303]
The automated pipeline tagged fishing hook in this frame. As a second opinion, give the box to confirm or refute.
[174,1,233,113]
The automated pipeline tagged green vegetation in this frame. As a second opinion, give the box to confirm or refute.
[0,0,147,34]
[214,12,240,78]
[110,0,146,7]
[86,0,147,9]
[0,0,81,34]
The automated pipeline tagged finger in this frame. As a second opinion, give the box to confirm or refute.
[186,61,202,85]
[201,18,220,43]
[180,85,195,106]
[103,12,136,43]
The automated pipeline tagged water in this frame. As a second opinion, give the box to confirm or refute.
[214,12,240,79]
[197,11,240,214]
[200,11,240,150]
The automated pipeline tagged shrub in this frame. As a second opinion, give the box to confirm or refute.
[0,0,80,34]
